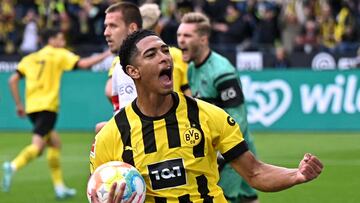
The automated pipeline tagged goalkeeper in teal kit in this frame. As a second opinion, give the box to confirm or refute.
[177,12,259,203]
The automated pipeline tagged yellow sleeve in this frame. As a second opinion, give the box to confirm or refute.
[201,101,247,161]
[170,47,189,93]
[58,48,80,71]
[89,118,123,174]
[17,55,33,76]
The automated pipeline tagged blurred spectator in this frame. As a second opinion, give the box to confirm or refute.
[19,9,39,55]
[293,19,321,54]
[252,2,281,50]
[318,2,336,49]
[160,0,194,45]
[270,46,291,69]
[0,0,17,54]
[333,0,359,53]
[212,2,252,45]
[279,1,302,53]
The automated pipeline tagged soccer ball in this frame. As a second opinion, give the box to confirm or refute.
[87,161,146,203]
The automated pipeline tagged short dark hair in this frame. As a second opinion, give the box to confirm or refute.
[40,28,62,44]
[105,2,142,29]
[119,30,157,74]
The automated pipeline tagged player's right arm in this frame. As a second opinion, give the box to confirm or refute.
[8,71,25,117]
[76,49,112,69]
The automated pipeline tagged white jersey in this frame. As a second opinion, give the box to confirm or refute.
[111,61,137,114]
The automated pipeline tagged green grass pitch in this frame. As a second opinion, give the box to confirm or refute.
[0,131,359,203]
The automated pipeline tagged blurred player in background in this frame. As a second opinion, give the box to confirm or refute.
[2,28,110,199]
[94,2,142,134]
[177,12,259,203]
[90,29,323,202]
[140,3,192,96]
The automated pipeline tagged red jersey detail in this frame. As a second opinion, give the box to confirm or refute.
[111,95,120,112]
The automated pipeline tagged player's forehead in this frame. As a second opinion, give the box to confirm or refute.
[136,35,167,53]
[178,23,197,33]
[105,11,125,24]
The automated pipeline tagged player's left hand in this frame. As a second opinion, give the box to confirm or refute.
[297,153,323,183]
[90,182,136,203]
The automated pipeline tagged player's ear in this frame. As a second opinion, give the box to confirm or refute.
[126,65,140,79]
[128,23,138,33]
[200,35,207,44]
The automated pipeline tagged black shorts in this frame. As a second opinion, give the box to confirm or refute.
[27,111,57,136]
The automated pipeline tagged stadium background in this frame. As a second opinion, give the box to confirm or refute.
[1,0,360,202]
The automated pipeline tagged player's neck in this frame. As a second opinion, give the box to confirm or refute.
[136,93,173,117]
[194,46,211,66]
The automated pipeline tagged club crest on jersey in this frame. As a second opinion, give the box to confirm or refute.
[183,126,202,146]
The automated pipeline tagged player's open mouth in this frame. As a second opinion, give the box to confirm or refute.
[159,67,173,88]
[159,68,172,80]
[181,48,188,54]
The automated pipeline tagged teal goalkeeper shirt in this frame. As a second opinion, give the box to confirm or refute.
[188,51,249,139]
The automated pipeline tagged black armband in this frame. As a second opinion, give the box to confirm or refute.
[216,78,245,107]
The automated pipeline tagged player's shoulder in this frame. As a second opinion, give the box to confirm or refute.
[210,51,233,67]
[185,95,226,116]
[95,117,119,140]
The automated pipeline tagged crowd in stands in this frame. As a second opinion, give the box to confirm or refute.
[1,0,360,62]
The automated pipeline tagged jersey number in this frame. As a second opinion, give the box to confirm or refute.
[36,60,46,79]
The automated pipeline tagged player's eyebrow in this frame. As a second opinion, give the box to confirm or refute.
[142,44,169,56]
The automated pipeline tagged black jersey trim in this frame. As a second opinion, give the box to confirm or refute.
[195,51,212,68]
[141,119,157,154]
[165,113,181,148]
[222,141,249,162]
[132,92,179,121]
[196,175,214,202]
[16,70,24,78]
[180,84,190,92]
[154,196,166,203]
[114,109,134,166]
[213,72,235,86]
[178,194,192,203]
[184,96,205,158]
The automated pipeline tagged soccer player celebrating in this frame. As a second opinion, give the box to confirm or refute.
[89,29,323,202]
[177,12,259,203]
[3,28,110,199]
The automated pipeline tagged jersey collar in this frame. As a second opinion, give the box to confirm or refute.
[195,51,212,69]
[131,92,179,121]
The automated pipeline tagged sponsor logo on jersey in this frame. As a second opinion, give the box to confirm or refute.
[227,116,236,126]
[148,158,186,190]
[183,127,202,146]
[117,84,135,96]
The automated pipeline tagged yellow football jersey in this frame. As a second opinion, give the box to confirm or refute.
[90,92,248,202]
[170,47,189,93]
[17,45,80,113]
